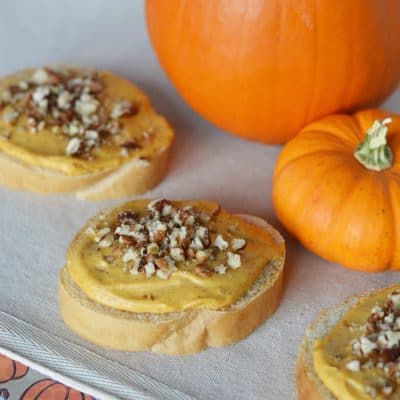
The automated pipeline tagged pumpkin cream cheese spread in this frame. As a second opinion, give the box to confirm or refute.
[314,286,400,399]
[0,66,172,175]
[66,199,281,313]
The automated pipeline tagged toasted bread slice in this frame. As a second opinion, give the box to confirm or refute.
[296,285,399,400]
[0,66,174,200]
[59,214,285,355]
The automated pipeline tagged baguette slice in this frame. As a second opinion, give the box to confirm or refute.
[0,66,174,200]
[59,214,285,355]
[296,285,399,400]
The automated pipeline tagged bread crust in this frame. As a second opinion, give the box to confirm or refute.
[0,146,170,200]
[59,214,285,354]
[295,285,399,400]
[76,148,170,200]
[296,321,336,400]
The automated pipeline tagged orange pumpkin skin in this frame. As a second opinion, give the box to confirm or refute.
[0,354,28,383]
[146,0,400,144]
[20,379,93,400]
[272,110,400,272]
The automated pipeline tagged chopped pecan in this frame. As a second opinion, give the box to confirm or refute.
[185,247,196,260]
[125,101,139,116]
[86,80,103,93]
[175,210,191,225]
[194,264,212,278]
[57,110,74,124]
[144,254,154,264]
[378,347,400,363]
[154,258,169,271]
[211,204,221,217]
[366,321,377,335]
[8,84,20,95]
[27,108,42,121]
[120,139,140,150]
[381,382,395,398]
[367,349,379,362]
[45,68,63,84]
[117,210,136,222]
[142,130,153,142]
[384,362,397,378]
[118,235,137,246]
[102,255,115,263]
[152,229,166,243]
[149,199,171,212]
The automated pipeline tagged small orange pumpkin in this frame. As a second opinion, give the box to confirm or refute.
[273,109,400,271]
[146,1,400,144]
[20,379,93,400]
[0,354,28,383]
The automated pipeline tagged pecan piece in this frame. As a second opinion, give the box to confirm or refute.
[152,229,166,243]
[120,139,140,150]
[57,110,74,124]
[211,204,221,217]
[194,264,212,278]
[118,235,137,246]
[126,101,139,116]
[154,258,169,271]
[86,80,103,94]
[45,68,63,84]
[185,247,196,260]
[149,199,171,212]
[117,210,136,222]
[378,347,400,363]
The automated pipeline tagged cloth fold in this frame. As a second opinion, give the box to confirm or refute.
[0,311,195,400]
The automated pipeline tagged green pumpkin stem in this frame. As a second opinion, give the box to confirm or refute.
[354,118,393,171]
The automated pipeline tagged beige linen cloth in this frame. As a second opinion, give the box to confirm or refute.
[0,1,399,399]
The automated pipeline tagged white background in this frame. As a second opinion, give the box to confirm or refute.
[0,1,399,399]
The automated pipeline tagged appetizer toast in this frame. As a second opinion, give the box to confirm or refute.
[59,199,285,354]
[297,285,400,400]
[0,66,173,200]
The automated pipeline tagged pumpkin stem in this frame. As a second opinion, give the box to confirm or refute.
[354,118,393,171]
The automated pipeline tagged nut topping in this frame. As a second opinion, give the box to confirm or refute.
[0,67,143,159]
[232,238,247,251]
[215,264,228,275]
[346,360,360,372]
[227,252,241,269]
[214,234,228,250]
[90,200,247,280]
[154,258,169,271]
[345,290,400,397]
[194,264,212,278]
[65,137,82,156]
[111,100,138,119]
[98,234,113,248]
[144,262,156,278]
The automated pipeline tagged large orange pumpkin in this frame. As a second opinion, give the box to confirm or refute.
[20,379,93,400]
[273,109,400,271]
[146,0,400,144]
[0,354,28,383]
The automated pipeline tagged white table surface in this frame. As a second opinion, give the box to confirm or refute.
[0,1,399,399]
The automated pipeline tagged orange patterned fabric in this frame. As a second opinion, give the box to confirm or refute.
[0,354,95,400]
